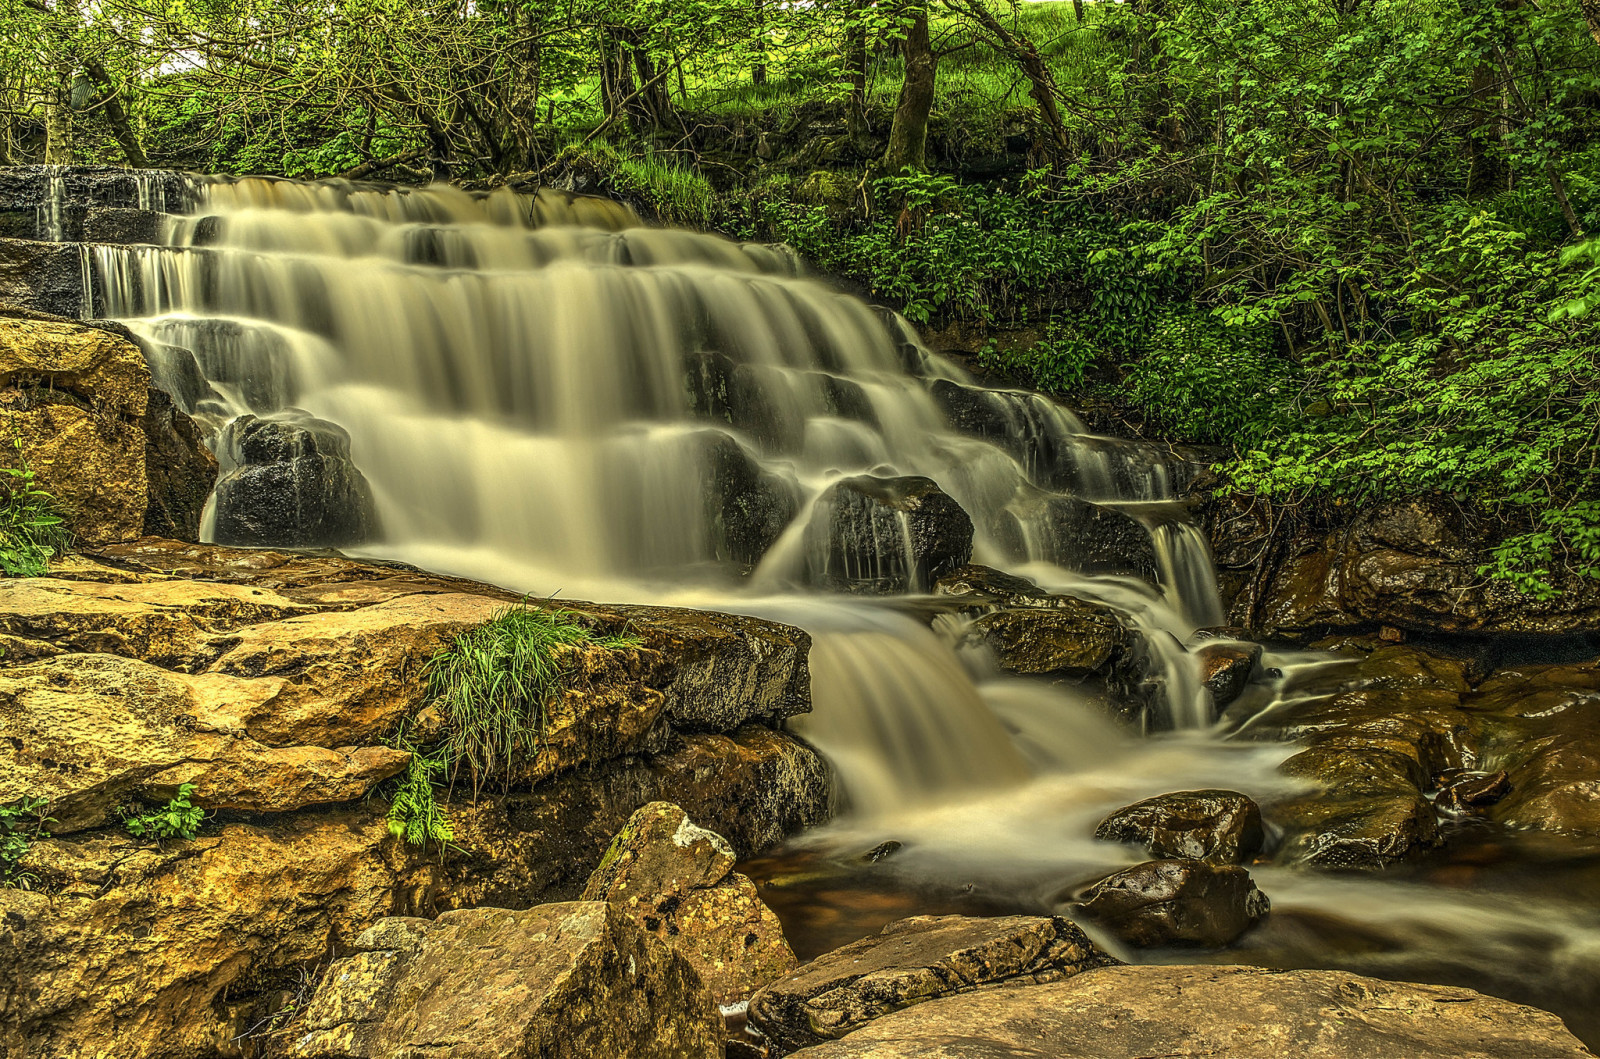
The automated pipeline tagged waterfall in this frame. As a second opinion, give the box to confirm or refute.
[96,175,1229,813]
[36,166,66,242]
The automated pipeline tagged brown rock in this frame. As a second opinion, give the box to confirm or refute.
[283,904,722,1059]
[968,602,1128,677]
[583,802,797,1005]
[747,914,1114,1053]
[1075,860,1269,948]
[1195,640,1261,709]
[1094,789,1264,864]
[1435,769,1512,813]
[141,387,217,541]
[783,965,1596,1058]
[0,311,148,416]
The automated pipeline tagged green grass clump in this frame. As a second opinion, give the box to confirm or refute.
[0,442,71,577]
[426,604,640,799]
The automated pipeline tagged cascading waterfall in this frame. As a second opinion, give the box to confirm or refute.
[96,175,1219,810]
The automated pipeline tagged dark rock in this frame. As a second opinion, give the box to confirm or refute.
[211,412,378,548]
[968,602,1129,678]
[935,564,1070,610]
[863,840,903,863]
[811,475,973,592]
[1195,640,1261,710]
[702,432,799,569]
[1042,496,1160,584]
[0,236,90,317]
[747,913,1114,1053]
[141,388,217,540]
[1471,661,1600,836]
[1095,789,1265,864]
[1435,769,1512,813]
[1075,860,1269,947]
[781,965,1595,1059]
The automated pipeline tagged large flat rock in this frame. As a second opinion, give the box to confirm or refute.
[785,965,1595,1058]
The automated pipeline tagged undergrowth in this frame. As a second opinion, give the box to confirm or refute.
[1,796,53,889]
[121,783,206,844]
[0,441,71,577]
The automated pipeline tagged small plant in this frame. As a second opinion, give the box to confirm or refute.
[0,440,72,577]
[1,796,54,888]
[122,783,206,843]
[385,745,454,850]
[426,604,639,798]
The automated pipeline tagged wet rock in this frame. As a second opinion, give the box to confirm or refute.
[1435,769,1512,813]
[140,387,216,540]
[863,840,903,863]
[582,802,798,1005]
[0,237,92,316]
[1194,640,1261,709]
[1075,860,1269,947]
[1043,496,1161,584]
[284,903,722,1059]
[212,412,379,548]
[812,475,973,592]
[967,600,1129,678]
[1471,660,1600,837]
[0,811,437,1059]
[1094,789,1265,864]
[782,965,1595,1059]
[703,432,800,569]
[935,564,1071,610]
[747,914,1114,1053]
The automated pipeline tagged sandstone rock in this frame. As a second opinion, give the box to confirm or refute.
[212,413,379,548]
[284,903,722,1059]
[747,914,1114,1053]
[583,802,797,1005]
[0,811,436,1059]
[1075,859,1269,947]
[0,309,149,415]
[813,475,974,592]
[782,965,1596,1059]
[141,387,217,540]
[1094,789,1264,864]
[1471,661,1600,837]
[0,653,408,832]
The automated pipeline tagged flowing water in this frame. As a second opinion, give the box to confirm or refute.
[92,176,1600,1045]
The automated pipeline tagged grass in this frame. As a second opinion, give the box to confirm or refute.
[0,441,71,577]
[425,603,641,799]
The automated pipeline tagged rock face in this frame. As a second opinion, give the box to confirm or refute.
[748,914,1115,1053]
[1075,860,1270,948]
[0,165,193,243]
[0,307,151,542]
[782,965,1596,1059]
[141,386,217,539]
[812,475,974,592]
[283,904,723,1059]
[582,802,798,1005]
[212,413,379,548]
[1094,789,1265,864]
[0,237,91,317]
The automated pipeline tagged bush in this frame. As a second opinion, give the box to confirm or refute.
[1123,309,1290,445]
[122,783,206,843]
[0,442,71,577]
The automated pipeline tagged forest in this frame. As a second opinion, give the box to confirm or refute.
[5,0,1600,596]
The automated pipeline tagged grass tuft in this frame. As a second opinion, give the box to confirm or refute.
[0,441,71,577]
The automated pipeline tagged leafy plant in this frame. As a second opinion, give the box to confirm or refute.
[1123,308,1290,445]
[385,745,454,851]
[0,441,72,577]
[1,796,54,889]
[122,783,206,843]
[426,604,640,798]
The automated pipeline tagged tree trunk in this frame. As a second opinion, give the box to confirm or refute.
[753,0,768,86]
[845,0,870,148]
[83,58,147,167]
[954,0,1071,155]
[883,2,936,171]
[44,78,73,164]
[1072,0,1085,21]
[1463,61,1503,197]
[1581,0,1600,47]
[506,7,545,170]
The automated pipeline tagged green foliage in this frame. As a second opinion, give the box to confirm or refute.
[1124,309,1289,445]
[426,604,640,798]
[122,783,206,843]
[385,746,454,851]
[0,442,72,578]
[978,318,1097,397]
[1,797,53,890]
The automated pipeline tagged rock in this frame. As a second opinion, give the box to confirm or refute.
[812,475,973,592]
[212,412,379,548]
[0,653,409,833]
[284,903,722,1059]
[747,914,1114,1053]
[582,802,798,1005]
[1074,860,1269,947]
[1471,660,1600,836]
[782,965,1596,1059]
[1436,769,1512,813]
[0,811,436,1059]
[1094,789,1265,864]
[967,601,1129,678]
[141,387,217,540]
[0,237,92,316]
[0,308,153,542]
[1043,496,1160,583]
[703,431,800,569]
[1195,640,1261,709]
[0,165,194,242]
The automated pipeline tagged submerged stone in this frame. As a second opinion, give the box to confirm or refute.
[1074,859,1269,948]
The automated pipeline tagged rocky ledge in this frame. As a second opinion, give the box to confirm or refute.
[0,539,828,1058]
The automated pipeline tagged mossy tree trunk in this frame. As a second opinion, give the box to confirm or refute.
[882,1,936,172]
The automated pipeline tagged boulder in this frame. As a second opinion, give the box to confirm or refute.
[1471,661,1600,836]
[1435,769,1512,813]
[1194,639,1261,710]
[747,914,1114,1053]
[1074,860,1269,947]
[283,904,722,1059]
[782,965,1596,1059]
[0,812,437,1059]
[1094,789,1265,864]
[811,475,973,592]
[141,387,217,540]
[966,601,1129,678]
[212,413,379,548]
[702,431,800,569]
[0,237,91,317]
[582,802,798,1005]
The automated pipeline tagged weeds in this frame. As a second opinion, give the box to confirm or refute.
[385,744,454,850]
[1,796,54,889]
[0,440,71,577]
[122,783,206,844]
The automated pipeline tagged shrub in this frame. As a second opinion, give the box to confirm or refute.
[122,783,206,843]
[0,441,71,577]
[1,796,53,889]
